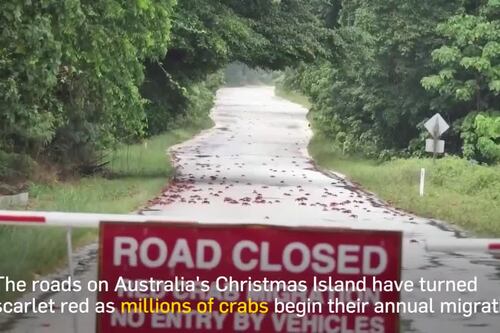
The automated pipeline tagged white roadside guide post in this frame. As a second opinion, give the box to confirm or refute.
[420,113,450,196]
[419,168,425,197]
[0,209,500,256]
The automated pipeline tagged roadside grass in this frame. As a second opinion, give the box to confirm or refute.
[275,86,312,109]
[309,134,500,236]
[0,119,212,300]
[279,88,500,237]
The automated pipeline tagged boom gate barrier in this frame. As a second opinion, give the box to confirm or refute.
[1,210,499,255]
[1,209,499,333]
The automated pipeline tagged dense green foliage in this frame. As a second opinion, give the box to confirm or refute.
[282,0,500,163]
[1,0,325,186]
[142,0,326,135]
[0,0,176,177]
[421,5,500,163]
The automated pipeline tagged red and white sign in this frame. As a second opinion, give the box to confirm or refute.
[97,222,402,333]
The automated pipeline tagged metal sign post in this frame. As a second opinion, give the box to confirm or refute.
[424,113,449,161]
[66,226,79,333]
[433,121,439,162]
[420,113,450,195]
[66,227,74,278]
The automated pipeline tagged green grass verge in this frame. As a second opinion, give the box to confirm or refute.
[0,119,212,300]
[275,85,312,109]
[309,134,500,236]
[279,89,500,237]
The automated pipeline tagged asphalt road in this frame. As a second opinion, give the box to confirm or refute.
[2,86,499,332]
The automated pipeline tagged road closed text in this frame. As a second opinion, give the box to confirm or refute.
[113,237,388,275]
[98,223,402,333]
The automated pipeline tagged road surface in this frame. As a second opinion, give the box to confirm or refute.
[2,86,499,332]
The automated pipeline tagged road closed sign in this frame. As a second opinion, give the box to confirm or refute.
[97,222,402,333]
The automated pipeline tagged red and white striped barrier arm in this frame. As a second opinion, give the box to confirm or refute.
[424,238,500,254]
[1,210,499,255]
[0,210,184,228]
